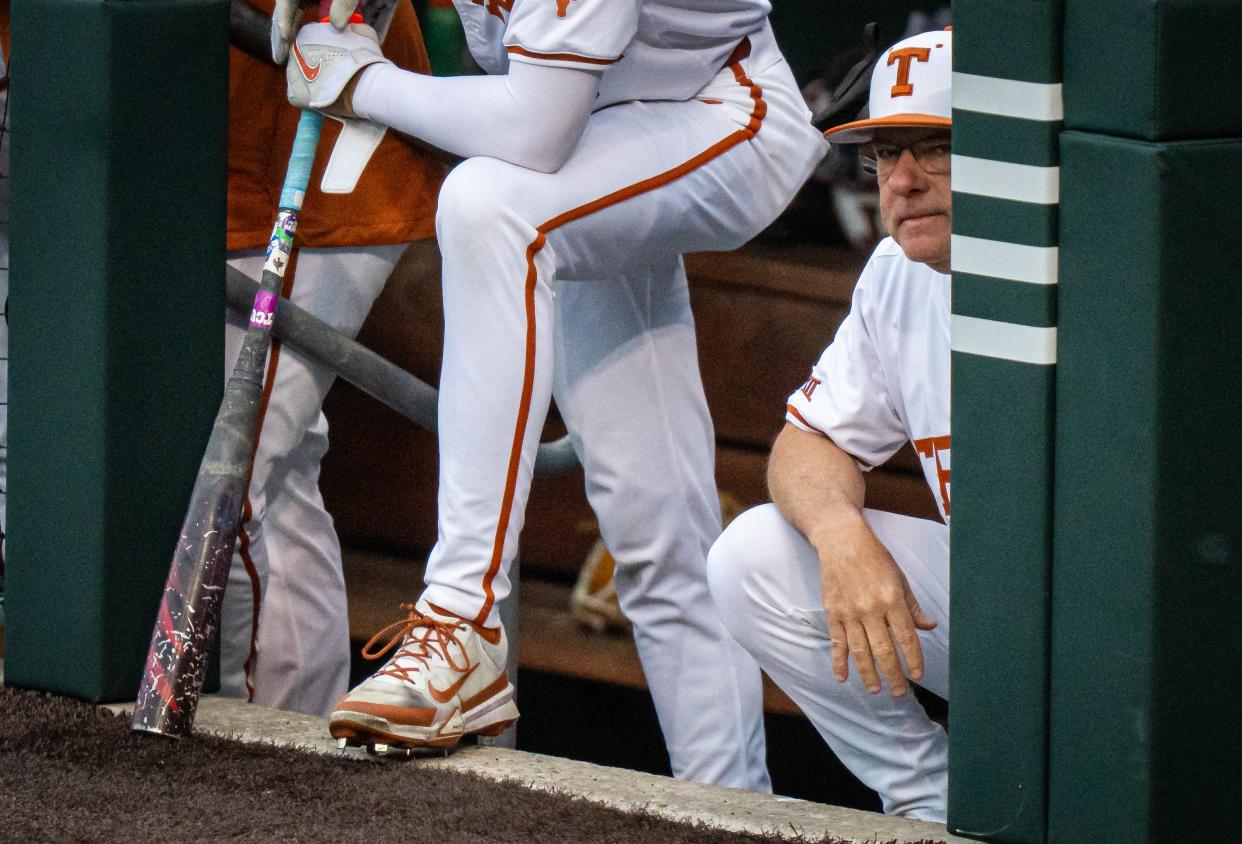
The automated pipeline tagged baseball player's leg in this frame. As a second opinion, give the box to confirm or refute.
[250,412,350,715]
[333,29,826,748]
[419,26,828,627]
[550,259,769,791]
[707,505,950,820]
[218,243,404,714]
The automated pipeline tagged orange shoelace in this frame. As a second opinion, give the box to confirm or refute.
[361,603,472,684]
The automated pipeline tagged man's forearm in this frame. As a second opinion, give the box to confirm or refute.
[767,423,867,553]
[768,422,933,695]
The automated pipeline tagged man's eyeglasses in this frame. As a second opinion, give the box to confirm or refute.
[859,138,952,179]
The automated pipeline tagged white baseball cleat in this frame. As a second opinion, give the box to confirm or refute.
[329,604,518,751]
[286,21,392,113]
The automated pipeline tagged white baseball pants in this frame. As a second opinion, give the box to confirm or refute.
[416,23,827,789]
[218,243,406,717]
[707,504,950,819]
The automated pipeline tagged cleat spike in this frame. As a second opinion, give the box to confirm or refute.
[372,743,388,755]
[337,737,348,750]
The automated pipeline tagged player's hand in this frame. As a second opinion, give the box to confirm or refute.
[271,0,359,64]
[815,515,937,697]
[286,22,392,115]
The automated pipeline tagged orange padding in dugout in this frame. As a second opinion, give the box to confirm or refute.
[474,38,765,626]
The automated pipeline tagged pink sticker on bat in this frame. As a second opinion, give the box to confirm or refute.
[250,290,277,329]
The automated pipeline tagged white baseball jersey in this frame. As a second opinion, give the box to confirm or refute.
[785,237,951,521]
[709,239,953,819]
[452,0,771,107]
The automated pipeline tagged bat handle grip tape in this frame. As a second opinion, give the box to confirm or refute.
[277,109,324,212]
[276,1,364,210]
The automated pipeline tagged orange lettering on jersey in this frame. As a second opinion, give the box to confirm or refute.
[555,0,576,16]
[887,47,931,98]
[471,0,514,21]
[912,434,951,517]
[800,375,821,402]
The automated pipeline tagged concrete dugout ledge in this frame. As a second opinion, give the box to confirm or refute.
[111,693,968,844]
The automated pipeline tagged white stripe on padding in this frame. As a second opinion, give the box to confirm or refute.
[952,315,1057,365]
[952,235,1058,285]
[953,155,1059,204]
[953,72,1063,121]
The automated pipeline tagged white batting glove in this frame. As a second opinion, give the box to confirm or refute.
[271,0,359,65]
[286,21,392,112]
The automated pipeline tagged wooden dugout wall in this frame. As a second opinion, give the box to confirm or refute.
[952,2,1242,842]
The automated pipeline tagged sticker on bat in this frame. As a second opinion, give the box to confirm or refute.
[250,290,278,329]
[263,211,298,275]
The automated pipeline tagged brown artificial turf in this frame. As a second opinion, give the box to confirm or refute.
[0,688,942,844]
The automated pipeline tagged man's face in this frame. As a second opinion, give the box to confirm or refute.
[867,128,952,273]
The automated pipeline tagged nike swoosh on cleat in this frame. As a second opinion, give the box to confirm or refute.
[293,44,321,81]
[427,664,478,703]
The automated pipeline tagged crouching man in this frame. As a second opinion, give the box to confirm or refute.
[707,28,955,820]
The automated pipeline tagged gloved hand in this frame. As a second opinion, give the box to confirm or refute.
[286,21,392,113]
[286,20,394,195]
[271,0,360,64]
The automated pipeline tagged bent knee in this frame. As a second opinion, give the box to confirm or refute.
[706,505,787,610]
[708,503,822,625]
[435,157,531,246]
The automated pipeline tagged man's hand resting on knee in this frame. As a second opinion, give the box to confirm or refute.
[768,423,936,697]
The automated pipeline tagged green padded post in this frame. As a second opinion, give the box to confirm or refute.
[1051,133,1242,844]
[948,2,1062,841]
[421,0,469,76]
[1050,5,1242,840]
[6,0,228,701]
[1063,0,1242,141]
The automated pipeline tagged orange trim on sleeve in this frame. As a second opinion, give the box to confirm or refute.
[473,39,765,626]
[786,404,829,438]
[506,46,618,66]
[779,404,879,471]
[785,405,876,470]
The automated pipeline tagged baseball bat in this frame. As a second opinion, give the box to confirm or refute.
[131,93,327,736]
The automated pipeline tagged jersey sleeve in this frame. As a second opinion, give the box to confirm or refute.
[502,0,638,70]
[785,265,908,470]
